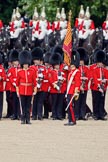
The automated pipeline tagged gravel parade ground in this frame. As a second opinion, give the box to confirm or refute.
[0,91,108,162]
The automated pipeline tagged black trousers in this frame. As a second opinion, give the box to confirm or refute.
[74,91,87,118]
[51,93,64,119]
[20,95,32,122]
[43,92,52,118]
[92,90,106,118]
[0,92,3,118]
[32,91,44,118]
[67,94,76,123]
[12,92,20,118]
[6,91,13,117]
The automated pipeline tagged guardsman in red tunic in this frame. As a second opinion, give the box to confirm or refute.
[52,45,69,119]
[0,52,6,119]
[64,50,81,126]
[74,48,90,120]
[8,50,20,120]
[16,50,37,124]
[30,47,45,120]
[49,52,66,120]
[43,52,52,119]
[5,54,13,118]
[92,50,108,120]
[74,5,85,30]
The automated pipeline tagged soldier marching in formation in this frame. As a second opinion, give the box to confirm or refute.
[0,6,108,126]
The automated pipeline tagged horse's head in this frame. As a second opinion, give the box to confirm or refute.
[95,27,103,49]
[72,27,79,48]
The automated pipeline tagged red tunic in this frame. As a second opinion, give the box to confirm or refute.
[60,63,69,93]
[16,68,36,96]
[89,63,97,90]
[49,68,66,94]
[5,67,12,91]
[0,65,6,92]
[92,66,108,91]
[42,66,52,92]
[67,68,81,95]
[30,65,46,92]
[79,65,90,91]
[8,66,20,92]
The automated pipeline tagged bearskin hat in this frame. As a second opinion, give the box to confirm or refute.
[94,50,106,63]
[19,50,32,66]
[52,45,64,63]
[49,52,62,65]
[92,48,100,63]
[71,50,80,68]
[9,49,19,62]
[77,47,89,65]
[31,47,43,61]
[43,52,51,63]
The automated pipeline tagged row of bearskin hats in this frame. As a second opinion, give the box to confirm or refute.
[0,47,108,66]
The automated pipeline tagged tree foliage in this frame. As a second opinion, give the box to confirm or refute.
[0,0,18,24]
[0,0,108,26]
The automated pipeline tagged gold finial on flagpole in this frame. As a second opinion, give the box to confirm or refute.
[68,10,72,21]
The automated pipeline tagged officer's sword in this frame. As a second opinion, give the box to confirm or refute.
[65,93,79,111]
[18,96,22,116]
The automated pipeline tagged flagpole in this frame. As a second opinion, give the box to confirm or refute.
[63,9,72,66]
[68,10,72,22]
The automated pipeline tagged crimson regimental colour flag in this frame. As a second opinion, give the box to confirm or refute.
[62,21,72,66]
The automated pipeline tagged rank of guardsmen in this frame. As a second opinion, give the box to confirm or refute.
[0,6,108,126]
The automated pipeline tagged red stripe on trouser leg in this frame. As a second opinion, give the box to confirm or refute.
[70,102,76,122]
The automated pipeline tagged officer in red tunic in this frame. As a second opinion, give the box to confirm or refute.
[30,47,46,120]
[92,50,108,120]
[74,48,90,120]
[16,50,37,124]
[49,52,66,120]
[64,50,81,126]
[0,52,6,119]
[8,50,20,120]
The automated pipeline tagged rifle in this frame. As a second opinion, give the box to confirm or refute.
[98,67,105,96]
[81,66,86,94]
[53,71,63,93]
[37,68,43,89]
